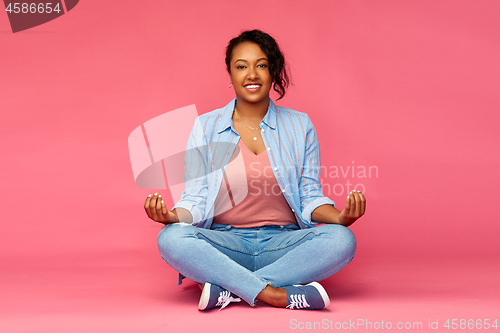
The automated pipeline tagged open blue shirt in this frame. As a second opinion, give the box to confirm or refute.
[173,98,335,229]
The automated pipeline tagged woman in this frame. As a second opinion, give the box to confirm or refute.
[144,30,366,311]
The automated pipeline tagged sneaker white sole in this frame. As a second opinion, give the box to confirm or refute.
[198,283,211,310]
[309,282,330,308]
[293,282,330,308]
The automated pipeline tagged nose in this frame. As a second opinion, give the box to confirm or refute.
[247,66,259,80]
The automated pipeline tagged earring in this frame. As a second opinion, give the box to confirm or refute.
[229,83,233,88]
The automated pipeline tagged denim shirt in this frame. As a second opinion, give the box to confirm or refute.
[172,98,335,229]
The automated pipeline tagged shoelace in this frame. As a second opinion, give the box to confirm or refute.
[216,290,241,311]
[286,294,311,309]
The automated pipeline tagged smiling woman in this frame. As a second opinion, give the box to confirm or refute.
[231,43,272,97]
[225,30,289,100]
[144,29,366,311]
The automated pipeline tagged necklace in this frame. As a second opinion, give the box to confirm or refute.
[234,110,261,141]
[234,110,261,130]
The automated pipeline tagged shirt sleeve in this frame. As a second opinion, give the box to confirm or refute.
[299,115,336,224]
[172,117,210,224]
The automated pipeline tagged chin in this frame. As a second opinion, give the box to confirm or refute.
[238,93,270,104]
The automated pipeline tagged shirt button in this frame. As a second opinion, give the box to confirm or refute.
[274,167,278,171]
[291,209,295,213]
[261,128,264,132]
[282,189,286,193]
[267,147,270,150]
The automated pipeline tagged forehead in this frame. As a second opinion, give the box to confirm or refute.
[231,42,267,62]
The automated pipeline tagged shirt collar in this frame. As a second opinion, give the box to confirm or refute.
[217,98,277,134]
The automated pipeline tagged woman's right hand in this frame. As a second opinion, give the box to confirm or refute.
[144,193,177,224]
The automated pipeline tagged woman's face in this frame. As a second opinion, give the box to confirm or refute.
[229,42,272,105]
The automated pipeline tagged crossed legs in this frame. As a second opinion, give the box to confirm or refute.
[157,223,356,306]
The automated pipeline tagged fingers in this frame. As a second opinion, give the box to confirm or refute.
[144,194,153,219]
[145,193,162,221]
[345,193,352,213]
[353,191,361,216]
[155,193,165,220]
[359,191,366,215]
[151,193,159,220]
[346,190,366,218]
[161,198,168,215]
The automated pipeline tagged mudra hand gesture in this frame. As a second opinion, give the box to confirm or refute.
[338,190,366,226]
[144,193,177,224]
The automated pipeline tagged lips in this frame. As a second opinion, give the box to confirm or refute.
[244,84,262,88]
[244,83,262,92]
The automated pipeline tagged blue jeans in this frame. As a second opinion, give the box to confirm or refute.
[157,223,356,305]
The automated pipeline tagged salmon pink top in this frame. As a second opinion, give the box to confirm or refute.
[212,139,297,228]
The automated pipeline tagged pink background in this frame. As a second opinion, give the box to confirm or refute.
[1,1,499,332]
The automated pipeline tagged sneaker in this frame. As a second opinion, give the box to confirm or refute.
[282,282,330,310]
[198,282,241,311]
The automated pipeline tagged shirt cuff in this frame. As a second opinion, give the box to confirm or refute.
[173,201,202,224]
[301,197,336,225]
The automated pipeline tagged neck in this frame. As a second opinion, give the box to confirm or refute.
[234,97,269,123]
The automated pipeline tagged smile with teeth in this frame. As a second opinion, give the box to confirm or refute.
[245,84,262,89]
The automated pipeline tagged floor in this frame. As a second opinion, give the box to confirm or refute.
[2,246,498,333]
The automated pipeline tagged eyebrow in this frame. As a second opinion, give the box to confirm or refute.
[234,57,268,64]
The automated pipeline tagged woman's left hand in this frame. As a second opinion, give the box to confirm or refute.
[338,190,366,226]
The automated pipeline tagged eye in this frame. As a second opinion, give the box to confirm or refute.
[237,65,246,69]
[257,64,268,68]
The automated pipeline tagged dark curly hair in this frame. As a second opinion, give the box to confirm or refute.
[225,30,290,100]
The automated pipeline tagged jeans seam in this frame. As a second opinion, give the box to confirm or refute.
[193,230,254,255]
[260,229,320,252]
